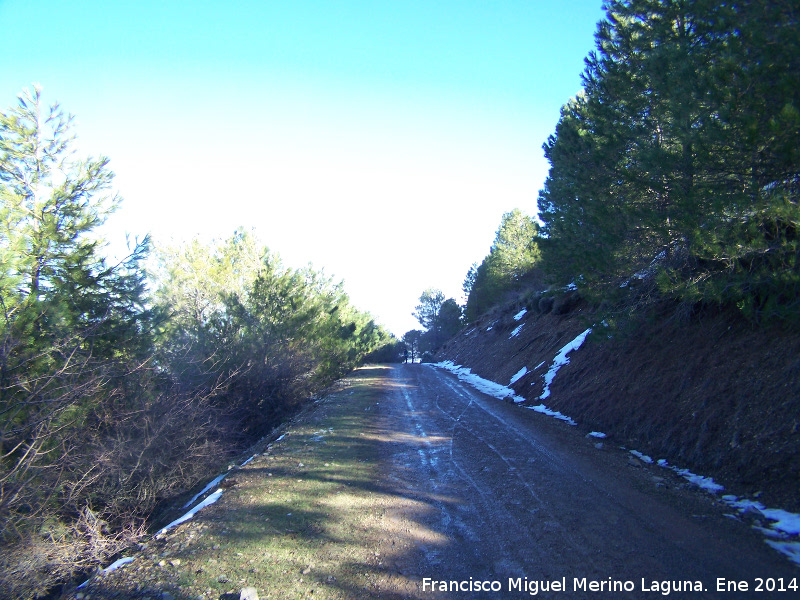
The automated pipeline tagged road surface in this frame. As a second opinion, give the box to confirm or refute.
[77,363,798,600]
[374,363,797,598]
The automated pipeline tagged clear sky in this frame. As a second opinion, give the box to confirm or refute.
[0,0,606,337]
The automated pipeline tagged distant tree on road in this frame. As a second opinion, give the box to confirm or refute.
[411,289,463,354]
[402,329,423,362]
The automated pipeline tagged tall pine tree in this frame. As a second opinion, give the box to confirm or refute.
[539,0,800,318]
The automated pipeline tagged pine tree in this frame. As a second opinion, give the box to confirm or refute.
[0,86,151,366]
[538,0,800,318]
[465,209,540,320]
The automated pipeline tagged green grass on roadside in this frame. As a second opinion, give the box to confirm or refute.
[123,365,414,600]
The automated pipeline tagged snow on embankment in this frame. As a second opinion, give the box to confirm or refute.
[76,446,269,587]
[435,328,592,427]
[538,327,591,400]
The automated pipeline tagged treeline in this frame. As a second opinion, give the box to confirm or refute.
[400,208,542,358]
[0,88,393,598]
[454,0,799,335]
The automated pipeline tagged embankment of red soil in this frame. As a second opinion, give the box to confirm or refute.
[435,297,800,513]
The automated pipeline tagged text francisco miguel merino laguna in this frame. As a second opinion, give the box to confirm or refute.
[422,575,799,595]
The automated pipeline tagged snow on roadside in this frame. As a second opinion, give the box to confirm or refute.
[513,309,527,321]
[77,557,135,589]
[183,473,227,508]
[654,458,723,492]
[765,541,800,566]
[719,495,800,565]
[651,462,800,565]
[434,361,524,403]
[539,328,592,400]
[526,403,577,425]
[509,324,524,338]
[722,496,800,536]
[630,450,654,464]
[760,508,800,536]
[509,366,528,385]
[157,488,224,537]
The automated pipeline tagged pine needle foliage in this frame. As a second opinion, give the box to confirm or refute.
[464,209,541,321]
[538,0,800,321]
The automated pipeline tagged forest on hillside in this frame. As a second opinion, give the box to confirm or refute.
[422,0,798,344]
[537,0,799,323]
[0,88,396,597]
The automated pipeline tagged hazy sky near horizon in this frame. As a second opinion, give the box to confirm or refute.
[1,0,606,336]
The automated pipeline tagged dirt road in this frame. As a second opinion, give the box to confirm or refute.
[374,364,797,599]
[80,364,797,600]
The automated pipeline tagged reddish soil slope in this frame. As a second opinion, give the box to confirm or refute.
[435,296,800,513]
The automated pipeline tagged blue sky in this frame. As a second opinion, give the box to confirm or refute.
[1,0,606,336]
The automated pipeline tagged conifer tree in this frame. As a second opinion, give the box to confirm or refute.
[538,0,800,318]
[465,209,540,320]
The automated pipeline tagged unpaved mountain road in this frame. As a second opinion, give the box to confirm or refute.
[375,364,796,598]
[81,364,796,600]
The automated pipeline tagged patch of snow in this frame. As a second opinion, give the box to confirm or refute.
[526,403,577,425]
[486,326,493,331]
[677,470,723,492]
[509,367,528,385]
[240,454,256,467]
[565,282,578,291]
[183,473,227,508]
[433,361,524,403]
[513,309,527,321]
[724,496,765,514]
[509,324,524,338]
[753,526,787,539]
[77,556,135,589]
[275,434,286,442]
[620,249,671,288]
[158,488,223,536]
[656,459,724,492]
[534,361,545,370]
[629,450,653,464]
[720,494,800,563]
[675,468,723,492]
[432,362,579,425]
[539,328,592,400]
[103,556,134,574]
[765,541,800,566]
[587,431,606,438]
[760,508,800,536]
[722,496,800,535]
